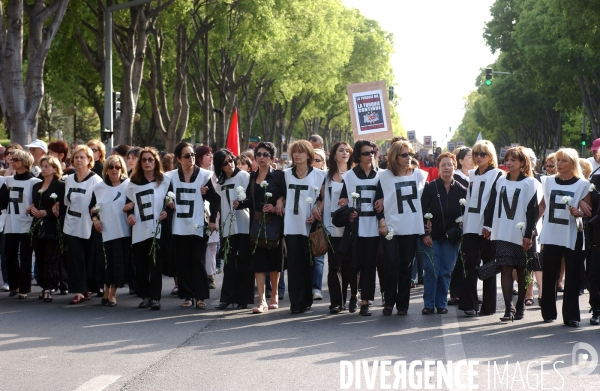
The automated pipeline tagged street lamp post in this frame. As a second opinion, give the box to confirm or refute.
[104,0,152,152]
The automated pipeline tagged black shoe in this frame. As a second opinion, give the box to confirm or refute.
[138,298,151,308]
[464,310,477,316]
[236,304,248,310]
[330,305,343,314]
[101,298,109,306]
[500,310,514,322]
[349,297,358,313]
[60,290,68,295]
[97,290,104,297]
[360,304,371,316]
[478,311,495,316]
[422,308,434,315]
[151,300,161,310]
[8,291,18,297]
[566,320,579,328]
[383,306,393,316]
[279,293,285,300]
[291,306,304,314]
[215,302,231,310]
[514,302,525,321]
[590,310,600,325]
[557,286,564,292]
[543,318,555,323]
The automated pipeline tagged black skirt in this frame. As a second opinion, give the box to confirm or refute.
[250,240,284,273]
[496,239,540,270]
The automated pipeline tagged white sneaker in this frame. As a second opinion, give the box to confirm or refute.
[1,283,8,292]
[312,290,323,300]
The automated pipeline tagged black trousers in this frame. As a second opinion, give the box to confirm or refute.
[285,234,313,311]
[33,238,61,291]
[449,249,465,298]
[376,237,386,293]
[65,234,93,295]
[172,235,209,301]
[458,233,497,313]
[56,251,69,291]
[356,236,380,301]
[5,233,33,294]
[219,234,255,305]
[328,236,357,308]
[382,234,418,311]
[542,239,583,323]
[133,238,163,301]
[587,246,600,312]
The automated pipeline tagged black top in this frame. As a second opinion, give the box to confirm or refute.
[92,160,103,176]
[483,173,538,239]
[31,178,66,222]
[237,168,285,231]
[421,178,467,241]
[339,165,378,199]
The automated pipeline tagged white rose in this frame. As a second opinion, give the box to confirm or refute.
[236,186,245,194]
[38,189,43,194]
[385,229,394,240]
[167,191,176,199]
[560,196,572,206]
[50,193,58,199]
[265,192,273,198]
[455,216,463,224]
[313,186,319,192]
[516,222,526,230]
[237,192,246,201]
[350,192,360,199]
[260,180,268,188]
[590,184,597,193]
[424,213,433,219]
[459,198,466,206]
[94,206,101,213]
[305,197,313,204]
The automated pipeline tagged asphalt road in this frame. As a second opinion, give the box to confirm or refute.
[1,270,599,391]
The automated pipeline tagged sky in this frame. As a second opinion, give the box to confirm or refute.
[343,0,498,148]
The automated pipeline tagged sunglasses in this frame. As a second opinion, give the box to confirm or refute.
[399,152,415,158]
[5,151,13,155]
[314,159,322,163]
[255,152,271,158]
[141,157,155,163]
[11,158,22,162]
[182,153,196,159]
[473,152,488,158]
[91,148,99,153]
[361,150,376,156]
[108,165,122,170]
[221,158,234,167]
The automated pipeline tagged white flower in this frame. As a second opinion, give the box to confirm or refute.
[590,184,597,193]
[93,206,101,213]
[265,192,273,198]
[350,192,360,199]
[236,186,245,194]
[260,180,268,188]
[305,197,313,204]
[455,216,463,223]
[560,196,572,206]
[385,228,394,240]
[424,213,433,219]
[237,192,246,201]
[313,186,319,192]
[50,193,57,199]
[194,224,200,230]
[459,198,466,206]
[167,191,176,199]
[38,189,43,194]
[516,222,526,230]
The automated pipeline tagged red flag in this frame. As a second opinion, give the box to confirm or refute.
[226,108,240,155]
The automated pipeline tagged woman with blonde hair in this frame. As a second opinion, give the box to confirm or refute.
[539,148,591,327]
[63,145,103,304]
[483,147,541,321]
[28,156,64,302]
[3,144,24,177]
[0,150,41,299]
[459,140,503,316]
[90,155,130,307]
[87,139,106,176]
[311,147,328,299]
[544,153,557,175]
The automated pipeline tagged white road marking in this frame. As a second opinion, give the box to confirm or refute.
[442,309,468,390]
[74,375,120,391]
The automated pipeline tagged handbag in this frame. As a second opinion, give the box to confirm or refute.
[309,225,329,256]
[249,181,281,249]
[477,259,500,280]
[434,181,462,244]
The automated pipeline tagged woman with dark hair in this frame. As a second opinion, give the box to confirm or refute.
[213,149,254,309]
[48,140,73,173]
[166,142,219,309]
[313,141,354,313]
[483,147,540,321]
[337,139,380,316]
[126,147,172,310]
[112,144,131,158]
[126,147,141,175]
[460,140,502,316]
[235,141,285,314]
[235,155,252,173]
[90,155,130,307]
[28,156,65,303]
[62,145,103,304]
[0,150,41,299]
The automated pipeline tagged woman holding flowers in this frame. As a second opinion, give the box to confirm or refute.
[126,147,172,310]
[90,155,130,307]
[338,140,380,316]
[459,140,503,316]
[27,156,64,303]
[282,140,327,314]
[538,148,591,327]
[235,142,285,314]
[482,147,541,321]
[213,149,254,310]
[376,141,428,316]
[313,141,355,314]
[0,150,41,299]
[166,142,219,309]
[62,145,103,304]
[418,152,467,315]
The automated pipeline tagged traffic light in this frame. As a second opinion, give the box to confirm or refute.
[101,128,113,143]
[433,141,437,148]
[582,132,587,147]
[113,91,121,119]
[485,68,492,86]
[388,86,394,101]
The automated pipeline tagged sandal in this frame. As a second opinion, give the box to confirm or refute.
[252,302,268,314]
[43,291,53,303]
[524,298,534,306]
[268,301,279,309]
[182,298,194,308]
[196,300,207,309]
[18,293,27,299]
